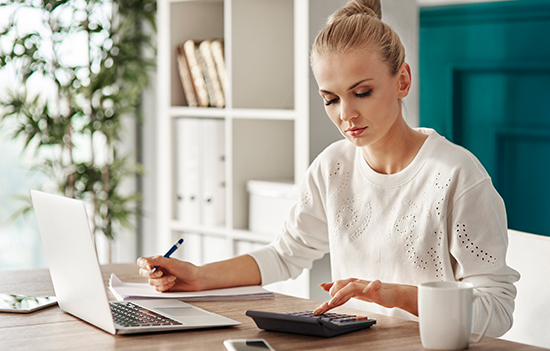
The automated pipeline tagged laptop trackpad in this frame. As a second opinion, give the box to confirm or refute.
[135,299,235,326]
[156,307,228,326]
[156,307,210,317]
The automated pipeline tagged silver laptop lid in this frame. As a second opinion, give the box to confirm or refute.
[31,190,117,334]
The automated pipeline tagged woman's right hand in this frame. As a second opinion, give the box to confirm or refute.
[137,256,201,292]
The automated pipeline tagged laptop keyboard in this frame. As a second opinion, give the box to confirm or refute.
[110,301,183,328]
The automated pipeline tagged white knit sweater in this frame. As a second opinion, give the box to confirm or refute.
[249,128,519,337]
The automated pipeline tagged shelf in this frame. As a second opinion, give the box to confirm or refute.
[230,109,297,121]
[170,107,226,118]
[170,220,275,244]
[169,107,298,121]
[156,0,344,300]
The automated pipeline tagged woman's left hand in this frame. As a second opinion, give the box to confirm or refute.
[313,278,418,316]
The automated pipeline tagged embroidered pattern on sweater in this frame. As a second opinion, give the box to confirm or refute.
[397,176,450,277]
[456,223,497,264]
[297,191,312,210]
[424,172,452,220]
[328,162,350,204]
[429,230,444,278]
[427,173,452,276]
[397,213,429,270]
[434,172,453,190]
[334,198,371,242]
[327,161,372,243]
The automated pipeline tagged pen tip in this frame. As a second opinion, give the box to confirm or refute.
[178,238,184,244]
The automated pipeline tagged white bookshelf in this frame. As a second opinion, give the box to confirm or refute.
[154,0,418,301]
[155,0,347,300]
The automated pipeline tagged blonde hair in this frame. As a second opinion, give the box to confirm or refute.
[311,0,405,76]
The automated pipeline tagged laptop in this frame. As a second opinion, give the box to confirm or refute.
[31,190,240,335]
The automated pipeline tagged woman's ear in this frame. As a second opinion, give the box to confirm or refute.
[397,62,412,99]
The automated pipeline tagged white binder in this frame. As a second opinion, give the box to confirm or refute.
[200,119,226,227]
[180,232,203,265]
[176,118,201,225]
[202,234,229,264]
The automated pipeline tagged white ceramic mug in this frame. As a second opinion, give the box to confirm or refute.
[418,281,494,350]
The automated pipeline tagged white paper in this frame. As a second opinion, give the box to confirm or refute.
[109,274,274,301]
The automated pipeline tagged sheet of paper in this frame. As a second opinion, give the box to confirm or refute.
[109,274,274,301]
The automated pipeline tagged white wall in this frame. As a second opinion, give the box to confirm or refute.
[137,20,159,258]
[138,0,421,257]
[418,0,513,5]
[384,0,419,128]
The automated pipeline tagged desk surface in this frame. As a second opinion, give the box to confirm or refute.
[0,264,544,351]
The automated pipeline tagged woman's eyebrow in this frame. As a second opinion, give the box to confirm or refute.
[318,78,373,95]
[349,78,373,91]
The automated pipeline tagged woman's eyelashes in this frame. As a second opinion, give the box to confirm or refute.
[324,97,339,106]
[323,89,372,106]
[356,89,372,98]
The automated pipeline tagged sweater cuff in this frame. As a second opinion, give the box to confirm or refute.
[247,245,291,286]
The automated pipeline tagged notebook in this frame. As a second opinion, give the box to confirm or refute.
[30,190,240,335]
[109,274,274,301]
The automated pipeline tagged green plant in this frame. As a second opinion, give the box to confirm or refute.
[0,0,156,255]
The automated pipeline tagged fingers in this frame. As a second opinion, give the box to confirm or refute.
[313,302,331,315]
[139,267,163,278]
[136,255,201,292]
[362,279,382,296]
[314,279,365,315]
[137,257,159,278]
[137,256,173,276]
[316,279,411,315]
[137,256,178,291]
[148,276,177,292]
[327,282,358,307]
[319,282,334,292]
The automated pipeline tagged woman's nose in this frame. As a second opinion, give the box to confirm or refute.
[340,99,358,121]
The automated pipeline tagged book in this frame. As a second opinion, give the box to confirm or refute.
[176,45,198,107]
[176,39,226,108]
[210,39,226,96]
[109,274,274,301]
[199,40,225,108]
[183,39,209,107]
[195,44,219,108]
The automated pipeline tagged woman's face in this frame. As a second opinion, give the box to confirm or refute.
[312,49,411,151]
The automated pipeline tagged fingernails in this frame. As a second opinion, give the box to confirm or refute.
[313,307,323,315]
[328,296,338,306]
[167,276,177,282]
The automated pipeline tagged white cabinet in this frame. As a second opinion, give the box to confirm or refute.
[155,0,344,301]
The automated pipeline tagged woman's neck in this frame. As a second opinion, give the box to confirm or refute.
[361,122,428,175]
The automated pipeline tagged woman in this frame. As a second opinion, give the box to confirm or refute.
[137,0,519,337]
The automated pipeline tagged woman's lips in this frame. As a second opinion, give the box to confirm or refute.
[346,126,367,137]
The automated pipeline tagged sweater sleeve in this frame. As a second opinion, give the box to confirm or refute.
[448,177,520,337]
[248,158,330,285]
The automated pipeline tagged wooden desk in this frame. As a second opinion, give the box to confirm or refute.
[0,264,544,351]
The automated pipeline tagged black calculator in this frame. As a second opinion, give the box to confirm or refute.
[245,310,376,337]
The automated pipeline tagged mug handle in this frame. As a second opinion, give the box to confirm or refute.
[470,293,494,343]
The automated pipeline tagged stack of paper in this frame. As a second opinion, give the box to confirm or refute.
[109,274,274,302]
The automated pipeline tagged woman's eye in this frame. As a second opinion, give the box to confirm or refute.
[356,90,372,98]
[324,97,339,106]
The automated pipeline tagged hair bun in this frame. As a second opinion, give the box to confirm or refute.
[328,0,382,24]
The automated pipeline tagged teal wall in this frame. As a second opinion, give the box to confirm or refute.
[420,0,550,236]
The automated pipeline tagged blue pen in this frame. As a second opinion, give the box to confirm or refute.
[149,238,184,274]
